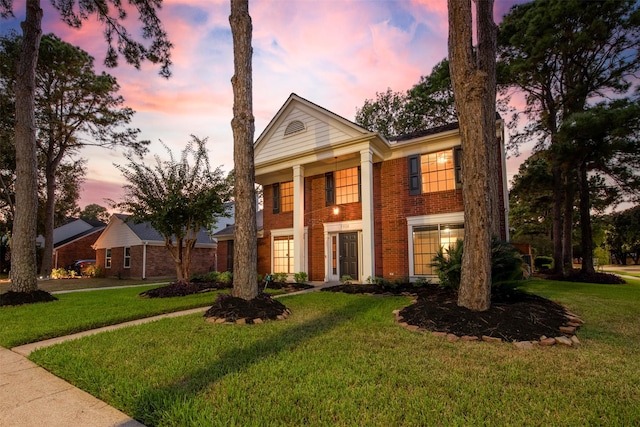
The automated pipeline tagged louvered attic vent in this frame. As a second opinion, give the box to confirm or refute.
[284,120,305,136]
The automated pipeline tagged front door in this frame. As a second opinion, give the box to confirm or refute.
[339,232,358,279]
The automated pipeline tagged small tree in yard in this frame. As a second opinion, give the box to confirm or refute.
[114,136,231,282]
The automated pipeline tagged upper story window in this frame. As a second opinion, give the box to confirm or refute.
[326,167,360,206]
[272,181,294,213]
[409,147,461,195]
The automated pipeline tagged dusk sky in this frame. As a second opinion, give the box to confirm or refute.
[2,0,528,211]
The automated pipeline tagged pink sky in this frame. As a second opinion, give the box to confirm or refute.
[2,0,529,210]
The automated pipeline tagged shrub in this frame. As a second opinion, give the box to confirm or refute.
[534,256,554,271]
[218,271,233,285]
[340,275,353,285]
[51,268,69,279]
[273,272,288,283]
[431,238,525,290]
[431,239,464,290]
[413,276,431,288]
[85,264,104,278]
[293,272,308,283]
[191,271,220,283]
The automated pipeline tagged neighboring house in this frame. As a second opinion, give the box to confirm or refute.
[253,93,508,282]
[213,210,263,272]
[93,214,217,279]
[36,218,106,270]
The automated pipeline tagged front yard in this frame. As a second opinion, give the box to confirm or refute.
[6,278,638,426]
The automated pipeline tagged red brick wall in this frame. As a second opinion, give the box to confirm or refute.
[54,231,101,269]
[96,245,215,279]
[379,157,464,279]
[259,152,506,281]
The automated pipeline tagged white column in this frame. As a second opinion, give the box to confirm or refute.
[293,165,305,274]
[360,149,375,280]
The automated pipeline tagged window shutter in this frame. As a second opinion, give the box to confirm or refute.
[408,155,421,195]
[325,172,334,206]
[453,146,462,189]
[272,183,280,214]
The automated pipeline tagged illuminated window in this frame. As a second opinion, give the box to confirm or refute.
[326,167,360,206]
[272,181,294,213]
[408,147,461,195]
[105,248,112,269]
[412,224,464,275]
[273,236,294,274]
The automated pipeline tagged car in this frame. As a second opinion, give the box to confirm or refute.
[67,259,96,275]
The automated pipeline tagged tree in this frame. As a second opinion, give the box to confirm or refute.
[447,0,499,311]
[80,204,110,223]
[606,205,640,265]
[559,98,640,274]
[355,59,457,139]
[509,153,555,256]
[229,0,259,300]
[114,136,231,281]
[0,0,172,295]
[498,0,640,276]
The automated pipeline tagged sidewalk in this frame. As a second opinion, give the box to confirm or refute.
[0,282,333,426]
[0,347,143,427]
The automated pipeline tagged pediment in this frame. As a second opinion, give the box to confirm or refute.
[255,94,371,166]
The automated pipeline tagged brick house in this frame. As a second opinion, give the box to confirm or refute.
[213,210,263,273]
[36,218,106,270]
[93,214,217,279]
[254,93,508,282]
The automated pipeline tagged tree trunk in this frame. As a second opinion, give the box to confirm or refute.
[230,0,258,300]
[578,160,594,274]
[10,0,43,293]
[551,161,564,275]
[562,171,575,273]
[39,164,56,277]
[448,0,496,312]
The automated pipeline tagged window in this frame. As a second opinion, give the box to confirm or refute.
[272,181,293,213]
[105,248,112,269]
[326,167,360,206]
[124,247,131,268]
[412,223,464,275]
[273,235,294,273]
[408,147,461,194]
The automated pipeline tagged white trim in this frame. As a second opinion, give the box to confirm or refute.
[323,220,364,281]
[270,227,308,277]
[406,212,464,279]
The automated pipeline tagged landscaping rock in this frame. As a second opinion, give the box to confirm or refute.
[570,335,580,346]
[559,325,576,334]
[482,335,502,343]
[555,336,573,346]
[514,341,535,350]
[461,335,479,342]
[540,337,556,346]
[446,334,460,342]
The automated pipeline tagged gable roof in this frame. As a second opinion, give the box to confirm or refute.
[93,214,216,249]
[254,93,386,167]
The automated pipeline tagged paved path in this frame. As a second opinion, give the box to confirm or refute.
[0,282,334,427]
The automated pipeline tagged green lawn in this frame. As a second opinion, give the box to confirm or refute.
[0,285,219,347]
[27,279,640,426]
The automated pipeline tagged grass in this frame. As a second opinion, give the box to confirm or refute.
[26,278,640,426]
[0,277,161,293]
[0,285,220,348]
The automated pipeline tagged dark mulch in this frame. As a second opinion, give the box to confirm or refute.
[0,290,58,306]
[325,283,573,342]
[139,281,226,298]
[203,292,288,323]
[140,280,312,298]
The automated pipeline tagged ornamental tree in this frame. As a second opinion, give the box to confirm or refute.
[114,136,231,282]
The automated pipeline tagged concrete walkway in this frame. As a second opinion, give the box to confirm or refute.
[0,282,334,427]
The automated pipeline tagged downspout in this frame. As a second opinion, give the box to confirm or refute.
[142,241,148,280]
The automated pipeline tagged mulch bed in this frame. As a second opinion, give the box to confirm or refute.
[203,292,289,324]
[0,290,58,306]
[139,280,313,298]
[324,283,575,342]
